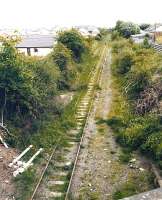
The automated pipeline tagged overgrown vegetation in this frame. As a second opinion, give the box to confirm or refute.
[0,29,100,199]
[113,171,155,199]
[113,20,140,38]
[57,29,88,61]
[108,34,162,172]
[0,29,97,149]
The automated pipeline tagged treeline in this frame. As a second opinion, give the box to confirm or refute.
[0,30,93,147]
[111,20,151,39]
[108,35,162,167]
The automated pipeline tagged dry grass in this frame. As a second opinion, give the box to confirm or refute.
[156,35,162,44]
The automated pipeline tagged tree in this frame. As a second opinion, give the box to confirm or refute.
[139,23,150,30]
[0,36,59,124]
[57,29,87,61]
[51,43,77,90]
[142,37,151,49]
[115,21,140,38]
[51,43,72,71]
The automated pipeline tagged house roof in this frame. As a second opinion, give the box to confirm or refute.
[145,24,162,32]
[155,26,162,32]
[16,34,56,48]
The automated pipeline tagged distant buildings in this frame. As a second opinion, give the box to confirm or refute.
[75,26,100,37]
[0,26,100,56]
[131,31,154,44]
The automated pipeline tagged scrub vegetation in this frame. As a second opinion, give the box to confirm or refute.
[0,30,101,199]
[0,29,96,150]
[107,23,162,198]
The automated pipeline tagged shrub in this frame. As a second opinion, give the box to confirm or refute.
[15,169,36,199]
[106,116,126,133]
[142,37,151,49]
[119,150,132,163]
[113,182,137,199]
[57,29,87,61]
[115,20,140,38]
[51,43,73,71]
[139,23,150,30]
[112,49,134,75]
[111,38,131,54]
[111,30,120,41]
[110,33,162,169]
[125,67,151,99]
[113,172,155,199]
[120,115,161,149]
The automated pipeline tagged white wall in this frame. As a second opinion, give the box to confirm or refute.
[17,47,53,56]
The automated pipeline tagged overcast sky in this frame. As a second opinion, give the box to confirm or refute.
[1,0,162,28]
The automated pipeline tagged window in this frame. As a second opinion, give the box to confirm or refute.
[34,48,38,52]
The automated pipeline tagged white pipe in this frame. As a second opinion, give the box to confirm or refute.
[9,145,33,167]
[24,148,43,167]
[13,148,43,177]
[0,135,8,148]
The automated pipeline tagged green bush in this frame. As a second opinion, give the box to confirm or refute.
[112,49,134,75]
[113,171,155,200]
[111,30,120,41]
[15,169,36,200]
[111,38,131,54]
[106,116,126,133]
[125,67,151,99]
[142,132,162,159]
[119,150,132,163]
[139,23,150,30]
[110,34,162,169]
[119,115,160,148]
[57,29,87,61]
[113,182,137,199]
[142,37,151,49]
[51,42,73,71]
[115,20,140,38]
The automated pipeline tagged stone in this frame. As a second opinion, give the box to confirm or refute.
[139,167,145,171]
[121,188,162,200]
[130,158,136,163]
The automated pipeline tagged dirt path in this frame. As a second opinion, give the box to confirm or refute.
[70,48,153,200]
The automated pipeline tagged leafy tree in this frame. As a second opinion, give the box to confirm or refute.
[51,43,77,90]
[57,29,87,61]
[0,37,36,120]
[115,20,140,38]
[0,37,59,126]
[142,37,151,49]
[51,43,72,71]
[139,23,150,30]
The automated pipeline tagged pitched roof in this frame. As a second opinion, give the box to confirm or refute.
[16,34,56,48]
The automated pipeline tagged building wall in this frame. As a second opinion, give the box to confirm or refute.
[17,47,53,56]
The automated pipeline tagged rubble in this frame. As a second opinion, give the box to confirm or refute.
[0,145,18,199]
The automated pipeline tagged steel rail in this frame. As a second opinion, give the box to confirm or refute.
[65,45,107,200]
[28,45,107,200]
[29,138,61,200]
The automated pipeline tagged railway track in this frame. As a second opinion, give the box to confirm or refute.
[29,45,108,200]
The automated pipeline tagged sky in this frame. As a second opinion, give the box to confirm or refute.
[1,0,162,28]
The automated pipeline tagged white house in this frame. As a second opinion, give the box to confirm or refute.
[16,34,56,56]
[76,26,100,37]
[131,31,154,44]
